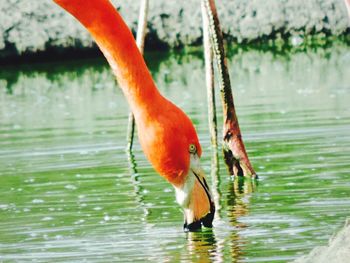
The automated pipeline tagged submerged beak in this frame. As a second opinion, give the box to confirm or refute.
[175,154,215,232]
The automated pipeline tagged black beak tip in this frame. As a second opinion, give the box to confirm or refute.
[183,204,215,232]
[183,221,202,232]
[201,210,214,228]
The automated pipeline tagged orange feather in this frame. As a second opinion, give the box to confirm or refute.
[54,0,202,186]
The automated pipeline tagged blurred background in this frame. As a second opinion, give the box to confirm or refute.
[0,0,349,62]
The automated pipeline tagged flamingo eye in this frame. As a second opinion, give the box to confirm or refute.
[189,144,197,154]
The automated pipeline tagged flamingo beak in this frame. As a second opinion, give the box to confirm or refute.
[183,169,215,232]
[175,154,215,232]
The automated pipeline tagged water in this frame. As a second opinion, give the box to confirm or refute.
[1,44,350,262]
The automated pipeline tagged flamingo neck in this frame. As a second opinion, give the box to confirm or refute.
[54,0,162,115]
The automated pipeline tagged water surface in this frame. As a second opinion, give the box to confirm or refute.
[1,44,350,262]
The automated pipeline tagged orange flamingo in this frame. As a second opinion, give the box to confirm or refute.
[53,0,215,231]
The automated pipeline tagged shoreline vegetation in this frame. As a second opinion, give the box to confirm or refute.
[1,0,349,64]
[0,35,349,66]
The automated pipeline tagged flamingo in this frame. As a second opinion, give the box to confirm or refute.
[53,0,215,231]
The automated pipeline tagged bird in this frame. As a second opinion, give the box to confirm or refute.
[53,0,215,231]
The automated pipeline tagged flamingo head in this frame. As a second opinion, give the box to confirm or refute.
[175,144,216,232]
[138,106,215,231]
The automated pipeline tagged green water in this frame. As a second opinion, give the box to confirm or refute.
[1,44,350,262]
